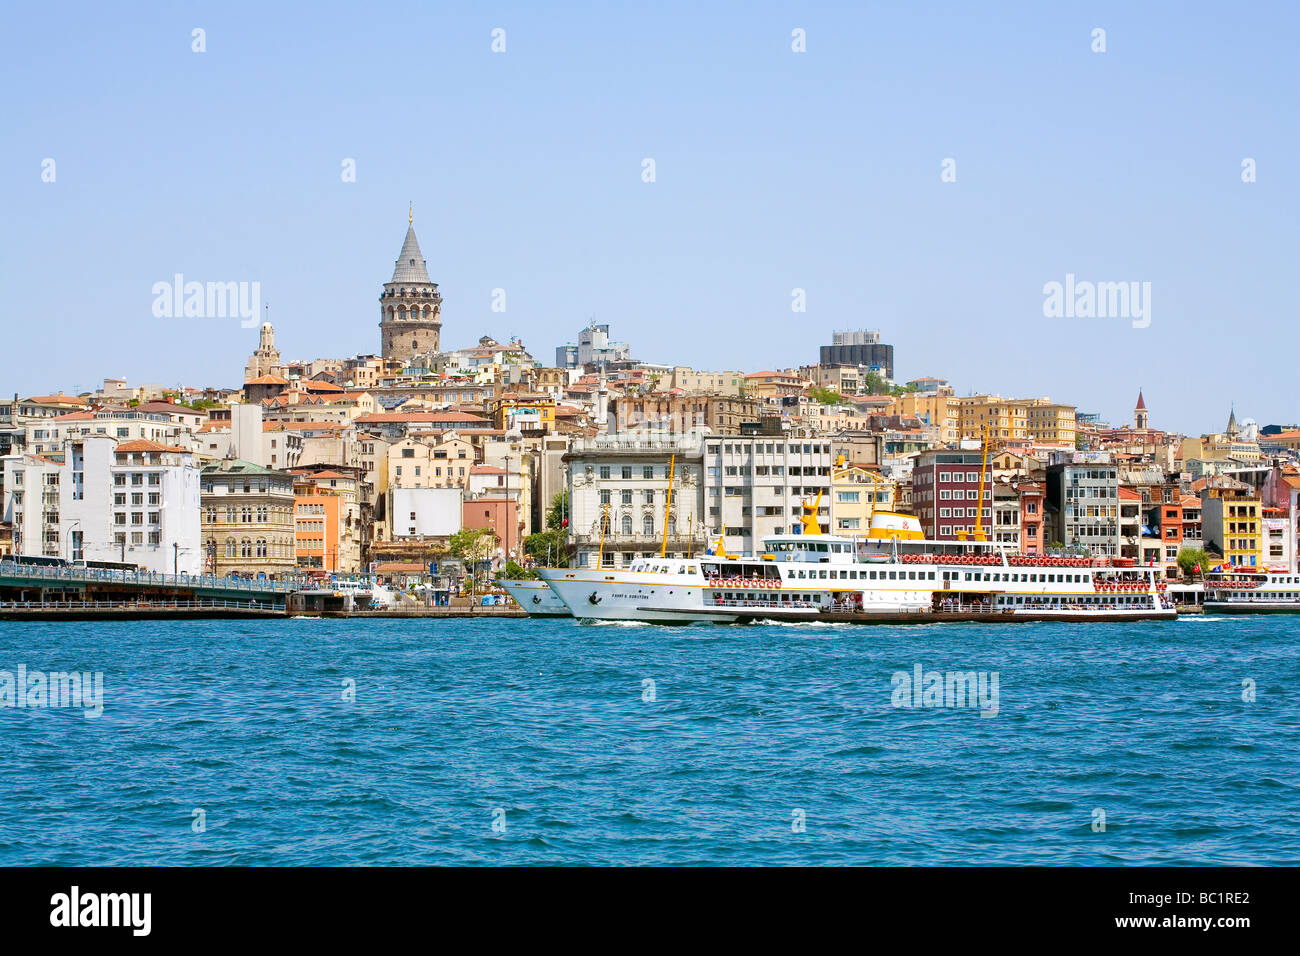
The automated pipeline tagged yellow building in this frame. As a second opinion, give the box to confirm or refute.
[492,394,556,433]
[1201,483,1262,569]
[1021,399,1077,447]
[895,392,960,444]
[957,396,1029,444]
[387,435,476,489]
[830,462,894,534]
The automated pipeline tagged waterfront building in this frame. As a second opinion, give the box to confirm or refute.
[1045,452,1120,557]
[702,435,832,553]
[200,460,296,577]
[563,433,705,569]
[912,449,992,541]
[830,460,893,534]
[1200,476,1262,569]
[379,212,442,363]
[1,435,202,574]
[292,469,362,573]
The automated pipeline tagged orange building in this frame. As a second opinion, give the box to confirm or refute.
[295,487,341,572]
[461,495,520,562]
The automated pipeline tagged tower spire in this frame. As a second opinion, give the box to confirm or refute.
[409,201,413,224]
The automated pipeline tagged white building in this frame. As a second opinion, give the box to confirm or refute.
[26,407,201,456]
[387,487,463,539]
[564,433,704,569]
[2,435,202,574]
[702,435,833,553]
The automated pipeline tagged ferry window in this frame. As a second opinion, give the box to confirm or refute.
[819,570,827,579]
[869,570,878,579]
[798,570,806,579]
[908,571,916,580]
[928,572,936,580]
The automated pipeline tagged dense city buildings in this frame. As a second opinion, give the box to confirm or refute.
[2,211,1294,584]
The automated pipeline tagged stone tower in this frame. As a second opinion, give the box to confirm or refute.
[245,322,283,381]
[1133,390,1148,430]
[379,210,442,362]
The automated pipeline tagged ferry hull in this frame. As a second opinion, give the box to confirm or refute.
[537,570,742,623]
[499,579,571,617]
[1204,601,1300,614]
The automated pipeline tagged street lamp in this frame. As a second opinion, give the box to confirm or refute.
[65,520,82,564]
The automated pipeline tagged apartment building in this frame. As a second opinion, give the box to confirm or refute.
[612,394,761,436]
[1023,400,1078,447]
[911,450,992,541]
[1,436,201,574]
[957,396,1029,444]
[703,435,833,553]
[1045,453,1120,557]
[1200,478,1262,568]
[200,460,296,577]
[292,469,362,573]
[830,462,893,534]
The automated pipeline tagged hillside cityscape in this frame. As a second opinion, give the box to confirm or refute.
[2,215,1297,590]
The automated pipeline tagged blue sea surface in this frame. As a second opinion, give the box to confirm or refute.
[0,616,1297,865]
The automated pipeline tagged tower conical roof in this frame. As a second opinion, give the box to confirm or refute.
[1134,390,1146,410]
[391,225,431,284]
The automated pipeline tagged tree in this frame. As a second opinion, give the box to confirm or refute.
[499,559,535,580]
[526,490,570,567]
[1176,546,1212,579]
[809,386,843,405]
[450,527,496,568]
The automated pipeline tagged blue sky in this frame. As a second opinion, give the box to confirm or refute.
[3,1,1295,434]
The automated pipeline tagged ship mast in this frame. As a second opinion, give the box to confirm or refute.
[661,454,676,558]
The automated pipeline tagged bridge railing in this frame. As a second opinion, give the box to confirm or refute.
[0,599,284,611]
[0,559,294,594]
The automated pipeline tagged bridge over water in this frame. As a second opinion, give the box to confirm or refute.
[0,559,292,608]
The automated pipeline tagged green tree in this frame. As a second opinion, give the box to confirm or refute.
[1176,546,1212,579]
[499,559,535,580]
[809,386,843,405]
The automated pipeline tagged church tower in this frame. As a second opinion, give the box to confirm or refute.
[245,322,283,381]
[379,208,442,362]
[1133,390,1148,430]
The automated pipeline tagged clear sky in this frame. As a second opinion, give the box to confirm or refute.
[3,1,1295,434]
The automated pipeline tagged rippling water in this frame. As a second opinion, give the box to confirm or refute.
[0,615,1297,865]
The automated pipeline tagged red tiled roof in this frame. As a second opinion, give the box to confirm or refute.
[115,439,189,454]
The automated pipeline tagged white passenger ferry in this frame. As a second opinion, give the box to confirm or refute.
[538,501,1176,624]
[1203,568,1300,614]
[500,577,571,617]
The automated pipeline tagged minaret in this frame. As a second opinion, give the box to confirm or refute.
[1133,390,1148,430]
[379,205,442,362]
